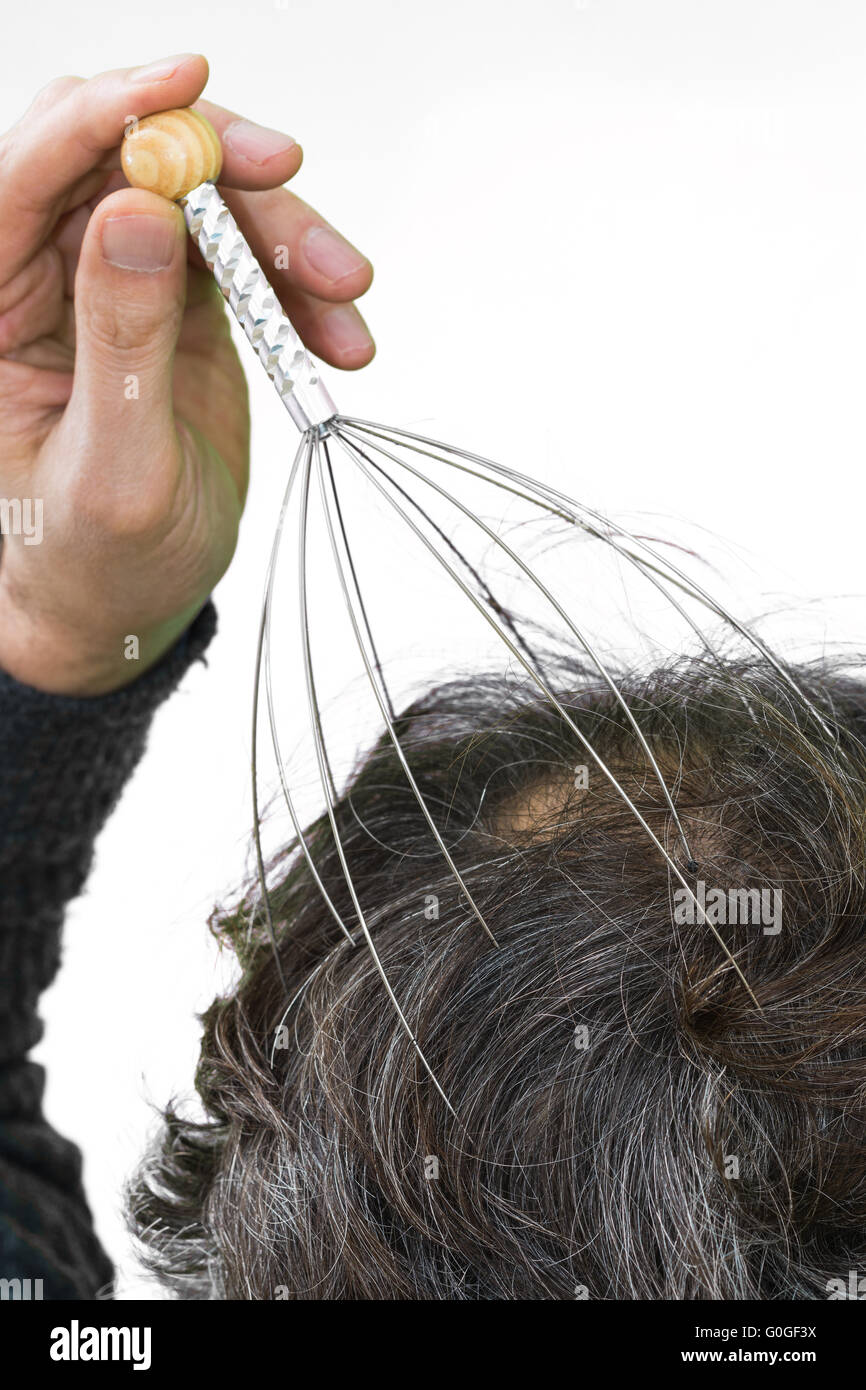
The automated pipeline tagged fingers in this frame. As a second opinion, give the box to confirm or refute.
[224,185,375,365]
[3,58,375,369]
[227,185,373,302]
[0,55,308,296]
[272,285,375,370]
[25,97,301,225]
[0,243,65,354]
[64,186,188,512]
[193,99,302,190]
[69,175,377,367]
[0,54,209,282]
[4,56,377,381]
[49,170,376,368]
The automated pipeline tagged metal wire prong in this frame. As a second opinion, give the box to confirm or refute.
[251,434,314,991]
[341,419,835,745]
[316,436,499,947]
[299,434,459,1117]
[330,429,760,1011]
[336,418,732,661]
[336,420,697,864]
[259,434,356,947]
[335,420,738,685]
[334,418,763,725]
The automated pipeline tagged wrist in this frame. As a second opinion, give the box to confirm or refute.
[0,584,194,696]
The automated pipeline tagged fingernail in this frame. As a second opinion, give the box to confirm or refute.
[323,304,374,356]
[222,119,297,165]
[102,214,178,271]
[303,225,368,284]
[129,53,198,84]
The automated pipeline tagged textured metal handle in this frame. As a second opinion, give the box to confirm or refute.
[180,180,337,433]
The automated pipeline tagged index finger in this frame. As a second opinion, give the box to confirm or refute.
[85,97,303,192]
[0,54,300,284]
[0,54,207,281]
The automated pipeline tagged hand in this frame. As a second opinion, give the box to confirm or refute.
[0,53,374,694]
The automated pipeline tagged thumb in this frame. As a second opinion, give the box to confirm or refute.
[69,187,187,463]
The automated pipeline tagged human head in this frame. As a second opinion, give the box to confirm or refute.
[129,653,866,1299]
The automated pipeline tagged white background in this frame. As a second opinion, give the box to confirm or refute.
[2,0,865,1296]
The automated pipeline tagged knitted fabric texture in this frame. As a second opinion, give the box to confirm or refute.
[0,601,217,1299]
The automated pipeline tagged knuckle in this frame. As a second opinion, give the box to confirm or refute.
[83,294,178,357]
[0,77,82,176]
[31,75,84,113]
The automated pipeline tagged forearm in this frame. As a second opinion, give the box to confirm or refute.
[0,599,216,1297]
[0,598,216,1091]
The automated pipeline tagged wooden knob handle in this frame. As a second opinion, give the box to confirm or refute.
[121,107,222,201]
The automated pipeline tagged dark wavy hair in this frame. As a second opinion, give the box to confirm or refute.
[127,650,866,1299]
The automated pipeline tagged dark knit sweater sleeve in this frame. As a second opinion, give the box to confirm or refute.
[0,600,217,1299]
